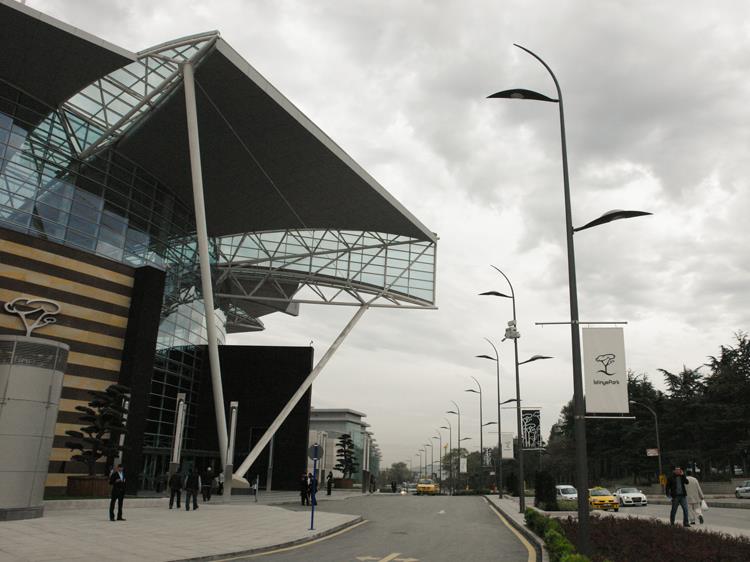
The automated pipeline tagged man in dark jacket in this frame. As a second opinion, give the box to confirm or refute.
[168,469,183,509]
[109,464,126,521]
[666,466,690,526]
[185,469,201,511]
[202,467,213,502]
[300,473,309,506]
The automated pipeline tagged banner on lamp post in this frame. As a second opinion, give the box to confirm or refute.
[501,432,515,459]
[583,327,629,413]
[459,457,467,473]
[521,409,542,449]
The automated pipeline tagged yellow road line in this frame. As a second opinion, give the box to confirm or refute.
[485,498,536,562]
[213,518,368,561]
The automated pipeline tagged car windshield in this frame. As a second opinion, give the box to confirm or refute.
[418,479,433,485]
[590,489,612,496]
[620,488,639,493]
[559,487,576,494]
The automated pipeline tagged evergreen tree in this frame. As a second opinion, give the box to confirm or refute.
[64,384,130,476]
[334,433,358,479]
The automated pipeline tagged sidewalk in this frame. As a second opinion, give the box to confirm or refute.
[484,495,548,562]
[0,496,363,562]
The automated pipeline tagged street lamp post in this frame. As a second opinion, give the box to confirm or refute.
[432,433,443,485]
[480,267,526,509]
[440,419,453,494]
[418,450,425,479]
[488,44,652,554]
[424,442,434,480]
[466,376,484,477]
[447,400,462,490]
[630,400,663,487]
[477,339,504,498]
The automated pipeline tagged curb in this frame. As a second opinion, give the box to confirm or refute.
[484,497,545,562]
[170,515,365,561]
[647,498,750,510]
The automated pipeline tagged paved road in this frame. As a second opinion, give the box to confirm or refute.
[599,503,750,536]
[225,495,533,562]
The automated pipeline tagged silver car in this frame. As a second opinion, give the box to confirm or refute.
[614,487,648,506]
[736,480,750,499]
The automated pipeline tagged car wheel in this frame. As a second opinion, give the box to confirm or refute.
[614,508,619,512]
[737,492,741,499]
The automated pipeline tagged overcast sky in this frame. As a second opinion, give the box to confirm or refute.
[32,0,750,468]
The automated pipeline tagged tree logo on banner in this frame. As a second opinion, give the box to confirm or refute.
[595,353,617,376]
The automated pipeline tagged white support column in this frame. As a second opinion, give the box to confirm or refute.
[223,401,238,502]
[169,393,187,474]
[183,61,228,466]
[232,305,368,483]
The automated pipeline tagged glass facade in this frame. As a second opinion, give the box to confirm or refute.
[1,29,436,490]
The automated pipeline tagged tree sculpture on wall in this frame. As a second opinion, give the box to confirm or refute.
[334,433,359,479]
[64,384,130,476]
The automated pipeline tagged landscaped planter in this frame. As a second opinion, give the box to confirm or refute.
[336,478,354,489]
[66,476,110,497]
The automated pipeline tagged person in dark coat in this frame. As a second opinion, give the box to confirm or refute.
[666,466,690,526]
[326,471,334,496]
[185,469,201,511]
[202,467,213,502]
[300,473,310,505]
[109,464,126,521]
[308,472,317,506]
[168,469,183,509]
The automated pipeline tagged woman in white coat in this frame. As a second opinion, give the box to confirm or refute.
[686,475,705,524]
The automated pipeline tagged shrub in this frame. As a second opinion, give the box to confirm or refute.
[534,470,558,511]
[556,499,578,511]
[559,516,750,562]
[544,527,576,561]
[524,509,586,562]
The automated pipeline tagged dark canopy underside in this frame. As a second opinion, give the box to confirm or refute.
[117,40,435,242]
[0,0,134,115]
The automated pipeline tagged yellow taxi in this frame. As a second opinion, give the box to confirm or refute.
[588,487,619,511]
[416,478,440,495]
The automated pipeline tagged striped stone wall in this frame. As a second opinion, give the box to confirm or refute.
[0,227,134,492]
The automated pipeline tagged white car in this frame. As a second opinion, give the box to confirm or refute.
[556,485,578,501]
[614,487,648,507]
[736,480,750,499]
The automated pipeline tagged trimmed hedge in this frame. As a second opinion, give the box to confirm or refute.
[559,516,750,562]
[525,509,590,562]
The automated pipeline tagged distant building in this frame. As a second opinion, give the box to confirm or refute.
[308,408,380,487]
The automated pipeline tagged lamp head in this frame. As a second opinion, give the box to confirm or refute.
[479,290,512,299]
[519,354,553,365]
[487,88,558,103]
[476,354,496,361]
[573,209,653,233]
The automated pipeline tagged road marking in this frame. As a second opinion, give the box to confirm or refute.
[438,509,445,514]
[378,554,403,562]
[484,498,536,562]
[355,557,380,561]
[212,519,368,560]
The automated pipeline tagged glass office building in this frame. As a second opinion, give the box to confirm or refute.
[0,1,437,493]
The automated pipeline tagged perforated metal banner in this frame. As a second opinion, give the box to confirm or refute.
[521,409,542,449]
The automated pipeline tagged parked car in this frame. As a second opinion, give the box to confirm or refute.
[614,487,648,507]
[416,478,439,495]
[556,485,578,501]
[588,487,619,511]
[735,480,750,499]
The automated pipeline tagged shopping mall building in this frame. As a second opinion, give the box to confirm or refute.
[0,0,436,511]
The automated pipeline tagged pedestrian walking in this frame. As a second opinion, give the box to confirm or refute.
[300,473,309,506]
[168,469,182,509]
[391,481,397,493]
[108,464,126,521]
[202,466,213,502]
[686,474,705,524]
[185,469,201,511]
[326,471,334,496]
[217,471,225,495]
[308,472,317,506]
[666,466,690,527]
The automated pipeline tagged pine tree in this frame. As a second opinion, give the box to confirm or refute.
[334,433,358,479]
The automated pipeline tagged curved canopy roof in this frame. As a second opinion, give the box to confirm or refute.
[1,2,437,313]
[117,38,435,242]
[0,0,134,113]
